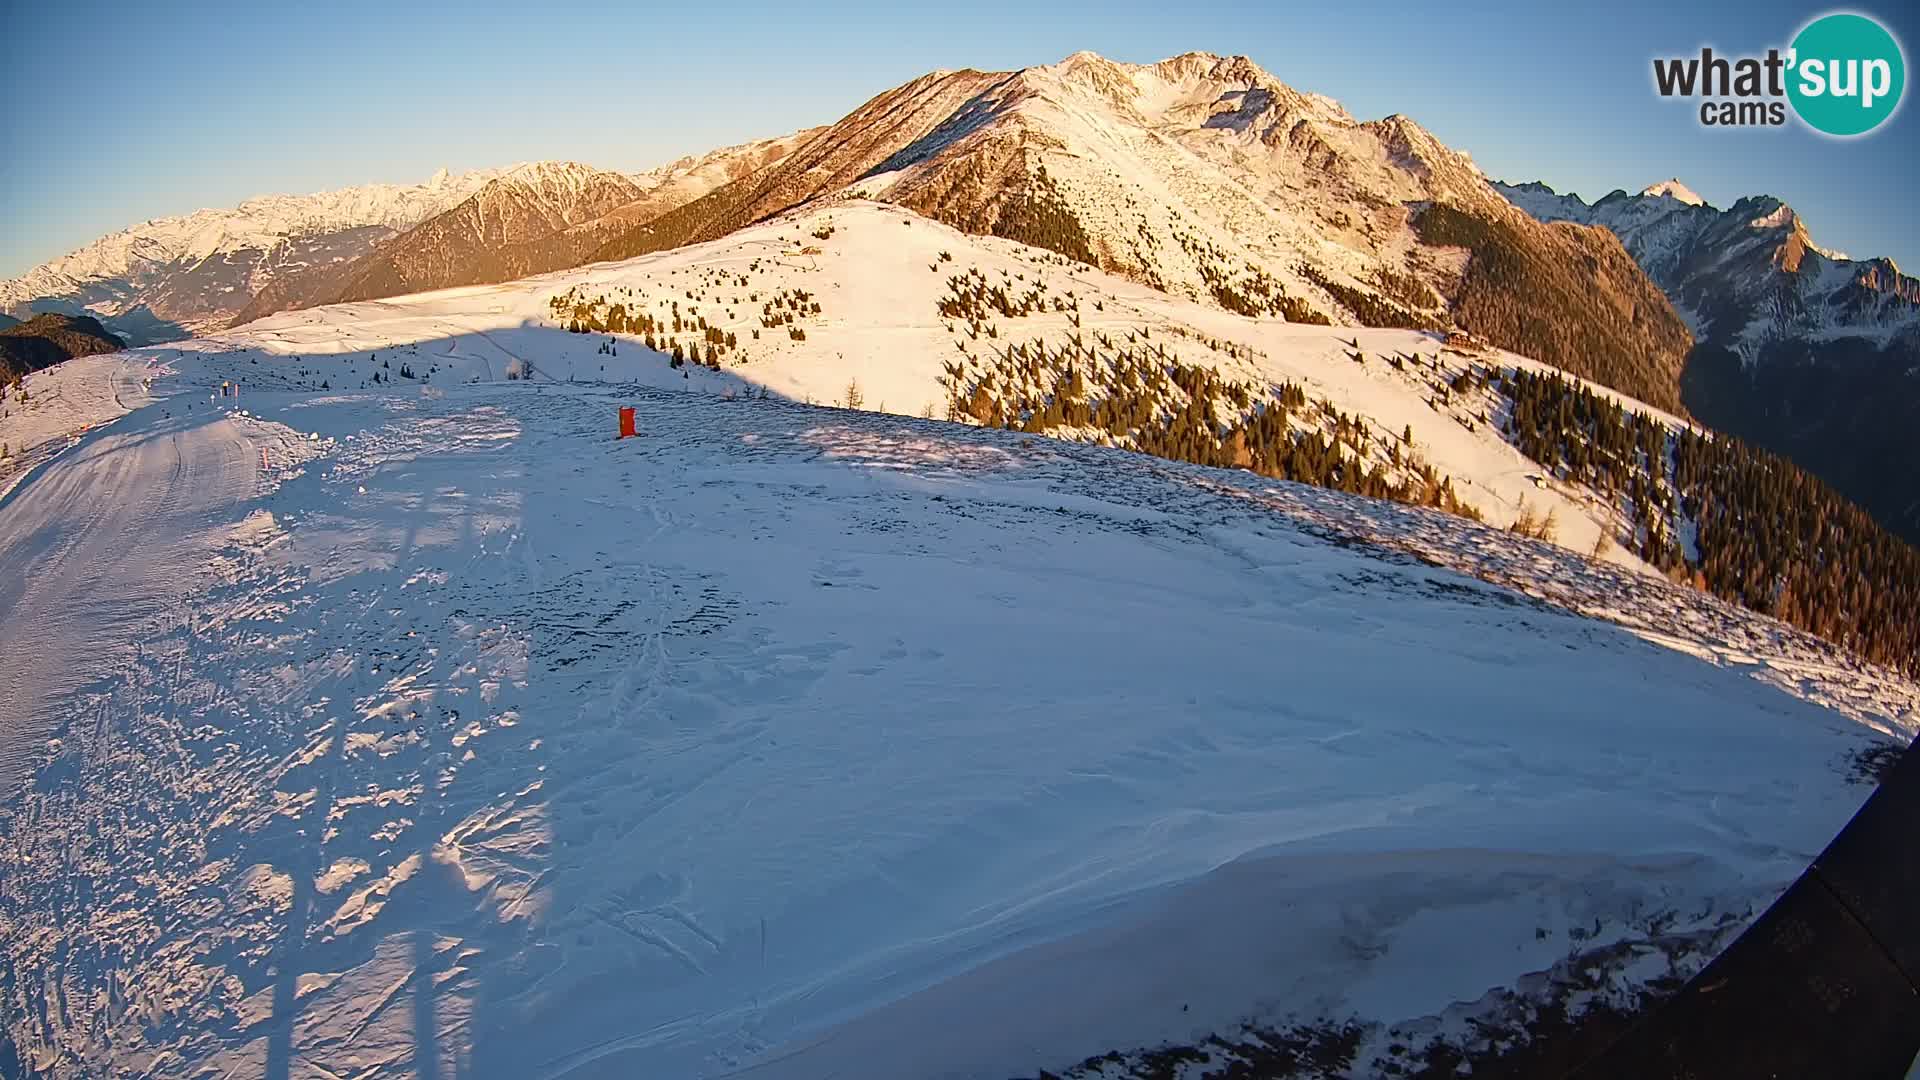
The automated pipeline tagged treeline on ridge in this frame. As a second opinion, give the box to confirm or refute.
[1499,366,1920,676]
[947,330,1479,520]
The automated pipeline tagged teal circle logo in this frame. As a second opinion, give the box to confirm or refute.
[1788,13,1906,136]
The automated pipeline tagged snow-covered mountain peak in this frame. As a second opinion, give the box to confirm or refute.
[0,166,510,337]
[1363,112,1486,184]
[1641,178,1705,205]
[229,133,821,328]
[629,131,825,187]
[208,168,508,233]
[480,161,638,218]
[1142,50,1275,91]
[1496,176,1919,373]
[1053,48,1132,79]
[1495,171,1919,545]
[1033,49,1351,131]
[499,160,607,185]
[576,51,1687,414]
[1742,196,1799,231]
[1851,256,1919,301]
[1004,49,1461,201]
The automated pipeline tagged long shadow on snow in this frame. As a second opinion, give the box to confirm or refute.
[4,320,1905,1079]
[426,384,1907,1078]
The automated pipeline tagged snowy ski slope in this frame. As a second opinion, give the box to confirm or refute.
[1,204,1916,1079]
[156,201,1691,571]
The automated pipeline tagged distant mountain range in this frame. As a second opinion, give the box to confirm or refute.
[0,169,507,343]
[1494,179,1919,357]
[223,161,649,324]
[1495,179,1920,543]
[0,134,816,346]
[228,133,816,326]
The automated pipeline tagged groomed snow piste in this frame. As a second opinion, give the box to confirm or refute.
[1,208,1915,1079]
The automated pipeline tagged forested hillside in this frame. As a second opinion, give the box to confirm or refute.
[1498,366,1920,675]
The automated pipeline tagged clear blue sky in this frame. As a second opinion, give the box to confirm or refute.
[3,0,1915,277]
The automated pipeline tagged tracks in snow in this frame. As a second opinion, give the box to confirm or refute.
[0,407,263,793]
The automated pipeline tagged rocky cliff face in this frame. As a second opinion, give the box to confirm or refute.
[1497,178,1920,543]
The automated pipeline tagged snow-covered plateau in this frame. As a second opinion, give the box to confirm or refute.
[1,203,1914,1080]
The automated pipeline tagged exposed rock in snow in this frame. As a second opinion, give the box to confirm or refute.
[1493,178,1920,354]
[1493,177,1920,544]
[1641,178,1705,205]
